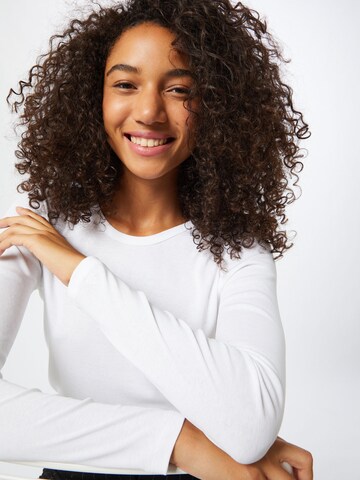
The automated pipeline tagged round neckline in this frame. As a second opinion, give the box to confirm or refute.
[98,210,193,245]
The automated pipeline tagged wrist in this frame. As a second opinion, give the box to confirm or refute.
[170,419,199,467]
[64,253,86,286]
[170,419,238,480]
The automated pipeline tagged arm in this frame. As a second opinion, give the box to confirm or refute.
[0,199,185,475]
[0,198,285,468]
[170,419,239,480]
[171,421,313,480]
[67,243,285,464]
[0,377,184,474]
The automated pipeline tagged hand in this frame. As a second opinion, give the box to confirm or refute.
[170,419,313,480]
[238,436,313,480]
[0,206,86,286]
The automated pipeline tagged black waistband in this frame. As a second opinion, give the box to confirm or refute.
[38,468,199,480]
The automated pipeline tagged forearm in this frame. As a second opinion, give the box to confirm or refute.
[67,253,284,463]
[170,419,238,480]
[170,425,313,480]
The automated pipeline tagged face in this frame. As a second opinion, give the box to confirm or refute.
[102,22,197,181]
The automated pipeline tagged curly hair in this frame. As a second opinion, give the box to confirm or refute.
[7,0,310,270]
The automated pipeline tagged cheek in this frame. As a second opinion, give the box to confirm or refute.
[102,93,128,131]
[171,105,195,135]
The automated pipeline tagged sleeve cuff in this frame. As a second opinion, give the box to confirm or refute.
[148,411,186,474]
[67,255,101,298]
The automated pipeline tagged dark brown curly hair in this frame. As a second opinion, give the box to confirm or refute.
[7,0,310,270]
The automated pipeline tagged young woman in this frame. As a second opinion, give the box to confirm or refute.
[0,0,313,479]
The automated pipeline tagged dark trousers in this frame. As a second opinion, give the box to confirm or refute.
[38,468,199,480]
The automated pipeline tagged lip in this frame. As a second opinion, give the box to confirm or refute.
[125,130,175,140]
[125,135,175,157]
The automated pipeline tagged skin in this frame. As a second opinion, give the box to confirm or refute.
[171,420,313,479]
[0,218,314,480]
[0,22,313,480]
[101,22,197,236]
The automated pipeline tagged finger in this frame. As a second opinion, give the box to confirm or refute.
[0,221,68,250]
[0,232,32,255]
[281,462,294,475]
[0,210,52,232]
[15,206,51,227]
[263,462,294,480]
[0,223,37,245]
[0,225,54,255]
[292,465,313,480]
[280,444,313,480]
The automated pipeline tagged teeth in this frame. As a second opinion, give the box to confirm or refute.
[130,136,169,147]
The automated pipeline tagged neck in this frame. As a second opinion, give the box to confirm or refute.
[101,168,187,235]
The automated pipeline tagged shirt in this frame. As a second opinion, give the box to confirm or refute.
[0,191,285,475]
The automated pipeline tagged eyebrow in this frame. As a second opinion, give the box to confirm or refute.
[106,63,194,79]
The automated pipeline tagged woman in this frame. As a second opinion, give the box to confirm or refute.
[0,0,312,479]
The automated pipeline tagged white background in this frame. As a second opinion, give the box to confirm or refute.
[0,1,359,479]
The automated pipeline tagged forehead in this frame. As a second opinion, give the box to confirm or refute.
[106,22,189,69]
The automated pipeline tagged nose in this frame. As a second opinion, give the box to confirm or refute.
[133,87,167,125]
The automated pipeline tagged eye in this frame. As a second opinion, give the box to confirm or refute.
[168,87,191,95]
[114,82,135,90]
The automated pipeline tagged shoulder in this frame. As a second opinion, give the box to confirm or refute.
[1,189,49,219]
[1,190,79,237]
[221,239,273,271]
[219,240,276,289]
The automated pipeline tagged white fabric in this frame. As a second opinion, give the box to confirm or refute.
[0,191,285,475]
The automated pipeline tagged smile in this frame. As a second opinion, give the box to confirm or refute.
[124,134,175,148]
[124,134,176,157]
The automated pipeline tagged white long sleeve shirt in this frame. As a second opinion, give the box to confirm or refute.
[0,191,285,475]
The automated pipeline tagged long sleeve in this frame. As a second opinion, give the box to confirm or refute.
[67,246,286,464]
[0,201,185,475]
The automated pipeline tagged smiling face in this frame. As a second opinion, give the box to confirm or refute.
[102,22,197,182]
